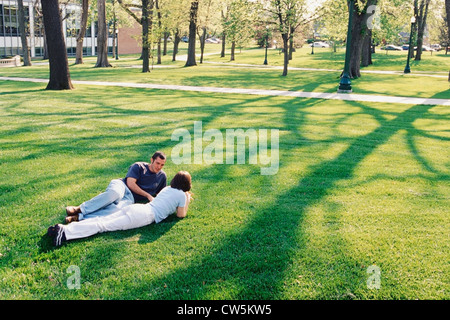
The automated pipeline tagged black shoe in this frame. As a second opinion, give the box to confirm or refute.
[47,224,67,247]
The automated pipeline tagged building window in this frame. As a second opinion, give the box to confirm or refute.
[34,46,44,57]
[0,3,30,37]
[83,46,92,56]
[4,5,18,36]
[0,5,4,36]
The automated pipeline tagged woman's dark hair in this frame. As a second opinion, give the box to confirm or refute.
[152,151,166,161]
[170,171,192,192]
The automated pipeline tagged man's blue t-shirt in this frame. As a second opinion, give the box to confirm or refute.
[123,162,167,203]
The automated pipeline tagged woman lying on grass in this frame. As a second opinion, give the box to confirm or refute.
[48,171,192,247]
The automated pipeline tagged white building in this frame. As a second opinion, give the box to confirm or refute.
[0,0,115,58]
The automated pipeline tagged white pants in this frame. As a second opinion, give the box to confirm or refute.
[63,203,155,241]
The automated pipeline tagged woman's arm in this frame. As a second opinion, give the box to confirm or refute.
[176,192,191,218]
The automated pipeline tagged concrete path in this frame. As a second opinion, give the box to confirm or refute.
[202,61,449,79]
[1,76,449,106]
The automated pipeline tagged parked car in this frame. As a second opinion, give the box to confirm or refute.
[402,45,410,50]
[181,36,189,43]
[381,45,402,51]
[205,37,221,44]
[421,45,435,52]
[431,44,442,51]
[310,41,329,48]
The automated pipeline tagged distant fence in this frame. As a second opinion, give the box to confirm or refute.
[0,55,21,67]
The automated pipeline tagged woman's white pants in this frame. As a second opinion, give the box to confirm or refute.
[62,203,155,240]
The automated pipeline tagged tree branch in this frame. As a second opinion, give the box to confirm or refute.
[117,0,142,24]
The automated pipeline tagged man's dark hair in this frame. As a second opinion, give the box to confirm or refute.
[152,151,166,161]
[170,171,192,192]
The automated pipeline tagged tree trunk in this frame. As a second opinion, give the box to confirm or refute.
[199,27,206,64]
[156,0,162,64]
[348,0,377,78]
[172,29,180,61]
[281,33,289,76]
[361,29,372,67]
[415,0,431,61]
[220,7,228,58]
[288,26,294,60]
[112,11,116,59]
[95,0,112,67]
[185,0,198,67]
[348,12,364,78]
[75,0,89,64]
[142,0,152,72]
[157,40,162,64]
[43,29,49,60]
[163,32,169,56]
[41,0,73,90]
[415,28,424,61]
[17,0,31,66]
[230,41,235,61]
[221,32,226,58]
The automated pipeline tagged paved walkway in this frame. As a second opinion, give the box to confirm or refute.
[202,61,449,79]
[1,76,449,106]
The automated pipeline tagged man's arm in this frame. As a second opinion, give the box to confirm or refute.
[176,192,191,218]
[126,177,154,202]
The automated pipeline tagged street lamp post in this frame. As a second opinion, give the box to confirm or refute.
[311,33,315,55]
[115,29,119,60]
[404,16,416,74]
[338,0,355,93]
[264,25,269,65]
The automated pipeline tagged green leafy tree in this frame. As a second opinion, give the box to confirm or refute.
[258,0,323,76]
[161,0,190,61]
[320,0,348,52]
[224,0,256,61]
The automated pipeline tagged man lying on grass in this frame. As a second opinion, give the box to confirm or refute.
[48,171,192,247]
[64,151,167,223]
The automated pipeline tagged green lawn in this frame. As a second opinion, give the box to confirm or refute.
[0,46,449,299]
[1,44,449,99]
[207,44,450,72]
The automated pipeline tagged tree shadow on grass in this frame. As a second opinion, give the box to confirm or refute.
[105,98,439,299]
[2,88,276,258]
[2,80,447,298]
[62,91,444,298]
[0,88,45,97]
